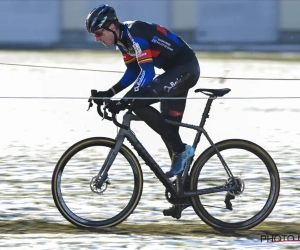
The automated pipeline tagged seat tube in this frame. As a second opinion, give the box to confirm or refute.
[192,96,215,149]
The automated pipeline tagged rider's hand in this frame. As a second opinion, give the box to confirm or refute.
[91,89,114,105]
[106,100,127,114]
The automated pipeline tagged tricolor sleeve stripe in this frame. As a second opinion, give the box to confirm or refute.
[137,49,152,60]
[136,48,154,65]
[124,57,137,64]
[122,53,137,64]
[138,57,153,64]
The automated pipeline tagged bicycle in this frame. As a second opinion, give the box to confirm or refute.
[51,88,280,230]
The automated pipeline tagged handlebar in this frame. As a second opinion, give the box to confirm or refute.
[87,94,131,130]
[96,103,112,121]
[96,104,130,130]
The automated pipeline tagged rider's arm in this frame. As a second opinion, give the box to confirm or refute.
[110,46,141,95]
[123,37,156,99]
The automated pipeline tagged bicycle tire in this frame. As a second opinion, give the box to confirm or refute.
[52,137,143,228]
[190,139,280,230]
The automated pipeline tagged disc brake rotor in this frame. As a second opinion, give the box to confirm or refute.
[226,177,245,196]
[90,176,110,194]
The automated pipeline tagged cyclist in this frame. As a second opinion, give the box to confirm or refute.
[86,4,200,180]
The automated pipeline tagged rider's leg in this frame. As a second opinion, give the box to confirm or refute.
[160,92,187,159]
[132,70,199,177]
[132,101,186,153]
[160,93,194,218]
[162,73,199,178]
[132,93,195,177]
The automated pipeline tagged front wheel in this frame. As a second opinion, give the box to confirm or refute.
[190,139,280,230]
[52,137,143,228]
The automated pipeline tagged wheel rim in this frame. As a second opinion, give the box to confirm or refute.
[53,141,142,227]
[191,141,279,229]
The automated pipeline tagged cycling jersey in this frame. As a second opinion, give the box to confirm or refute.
[112,21,196,96]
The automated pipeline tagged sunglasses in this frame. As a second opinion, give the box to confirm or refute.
[92,29,105,37]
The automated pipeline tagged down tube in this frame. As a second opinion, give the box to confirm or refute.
[123,129,176,195]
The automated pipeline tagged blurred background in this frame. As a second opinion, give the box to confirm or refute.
[0,0,299,51]
[1,1,300,249]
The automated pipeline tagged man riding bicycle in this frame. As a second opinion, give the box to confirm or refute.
[86,4,200,184]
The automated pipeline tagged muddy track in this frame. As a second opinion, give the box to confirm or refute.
[1,220,299,238]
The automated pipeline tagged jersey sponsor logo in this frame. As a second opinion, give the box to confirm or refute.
[164,78,178,92]
[132,42,142,56]
[137,52,147,58]
[134,70,146,92]
[170,81,177,87]
[151,36,173,51]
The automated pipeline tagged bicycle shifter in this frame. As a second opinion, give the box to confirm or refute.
[87,96,93,111]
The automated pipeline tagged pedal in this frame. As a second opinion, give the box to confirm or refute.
[163,204,190,219]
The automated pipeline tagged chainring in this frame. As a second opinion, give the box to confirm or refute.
[165,180,191,205]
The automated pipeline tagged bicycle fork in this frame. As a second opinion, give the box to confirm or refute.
[94,134,126,188]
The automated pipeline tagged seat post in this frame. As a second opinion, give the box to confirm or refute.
[199,96,215,128]
[192,95,216,148]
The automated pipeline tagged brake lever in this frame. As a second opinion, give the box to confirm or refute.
[100,106,107,121]
[103,101,110,120]
[87,96,93,111]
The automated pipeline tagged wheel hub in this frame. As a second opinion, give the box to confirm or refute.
[90,176,110,194]
[226,176,245,196]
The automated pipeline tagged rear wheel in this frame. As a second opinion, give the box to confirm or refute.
[190,139,280,230]
[52,137,143,228]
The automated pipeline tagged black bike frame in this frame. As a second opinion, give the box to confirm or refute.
[97,96,237,199]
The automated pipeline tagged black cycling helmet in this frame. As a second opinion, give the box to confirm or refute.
[86,4,118,33]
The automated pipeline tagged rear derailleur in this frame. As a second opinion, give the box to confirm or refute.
[224,176,245,210]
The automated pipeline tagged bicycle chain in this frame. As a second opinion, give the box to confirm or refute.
[165,179,228,205]
[199,179,226,182]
